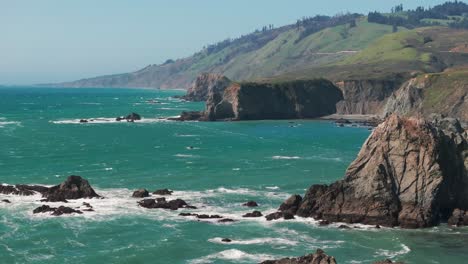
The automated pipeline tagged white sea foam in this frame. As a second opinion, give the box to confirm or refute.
[208,237,297,246]
[174,154,197,158]
[0,121,21,127]
[189,249,277,264]
[175,134,199,137]
[265,186,280,190]
[375,244,411,258]
[272,156,301,160]
[51,117,173,124]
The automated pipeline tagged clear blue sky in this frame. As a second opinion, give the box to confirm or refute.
[1,0,447,85]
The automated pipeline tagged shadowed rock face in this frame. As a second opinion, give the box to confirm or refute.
[45,176,101,202]
[181,73,232,102]
[295,115,468,228]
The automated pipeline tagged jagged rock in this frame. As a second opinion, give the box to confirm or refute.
[132,189,150,198]
[153,189,173,195]
[170,111,205,121]
[138,198,192,210]
[243,211,263,218]
[1,199,11,203]
[179,213,197,217]
[79,119,88,123]
[265,212,295,221]
[338,225,350,229]
[33,205,83,216]
[243,201,258,207]
[196,214,223,219]
[279,195,302,215]
[295,115,468,228]
[45,176,101,202]
[448,209,468,226]
[126,113,141,121]
[181,73,232,102]
[260,249,337,264]
[40,198,68,203]
[221,238,232,243]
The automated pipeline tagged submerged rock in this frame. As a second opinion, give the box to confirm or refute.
[153,189,173,195]
[243,211,263,218]
[138,198,193,210]
[1,199,11,203]
[292,115,468,228]
[33,205,83,216]
[221,238,232,243]
[260,249,337,264]
[243,201,258,207]
[116,113,142,122]
[132,189,150,198]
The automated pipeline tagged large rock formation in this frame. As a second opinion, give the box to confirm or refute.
[383,68,468,123]
[291,115,468,228]
[335,79,403,115]
[207,79,343,120]
[0,176,101,202]
[180,73,232,101]
[260,249,337,264]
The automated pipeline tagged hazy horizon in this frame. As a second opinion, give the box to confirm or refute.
[1,0,450,85]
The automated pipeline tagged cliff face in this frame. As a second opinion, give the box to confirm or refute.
[205,79,343,121]
[335,79,403,115]
[293,115,468,228]
[181,73,232,102]
[384,68,468,123]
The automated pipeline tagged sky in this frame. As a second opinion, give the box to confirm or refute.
[1,0,447,85]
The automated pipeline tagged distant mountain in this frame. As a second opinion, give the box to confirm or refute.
[50,1,468,89]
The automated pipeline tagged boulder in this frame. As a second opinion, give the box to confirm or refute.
[1,199,11,203]
[243,211,263,218]
[221,238,232,243]
[126,113,141,121]
[294,115,468,228]
[132,189,150,198]
[218,218,236,223]
[243,201,258,207]
[33,205,83,216]
[448,209,468,226]
[79,119,88,123]
[138,198,192,210]
[265,212,295,221]
[170,111,205,121]
[153,189,173,195]
[45,176,101,202]
[279,195,302,215]
[260,249,337,264]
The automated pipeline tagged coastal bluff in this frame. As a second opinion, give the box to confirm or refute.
[175,74,343,121]
[277,114,468,228]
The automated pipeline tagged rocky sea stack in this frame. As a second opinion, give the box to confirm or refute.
[280,114,468,228]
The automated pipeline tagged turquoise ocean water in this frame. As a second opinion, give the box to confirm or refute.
[0,87,467,263]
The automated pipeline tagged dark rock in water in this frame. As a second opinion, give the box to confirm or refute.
[79,119,88,123]
[116,116,125,121]
[179,213,197,217]
[293,115,468,228]
[243,211,263,218]
[82,202,93,208]
[335,118,351,125]
[138,198,192,210]
[260,249,337,264]
[0,184,40,196]
[221,238,232,243]
[1,199,11,203]
[153,189,173,195]
[338,225,350,229]
[243,201,258,207]
[448,209,468,226]
[169,111,205,121]
[52,206,83,216]
[132,189,150,198]
[375,225,381,229]
[265,212,294,221]
[197,214,223,219]
[319,220,330,226]
[33,205,83,216]
[279,195,302,215]
[126,113,141,121]
[218,218,236,223]
[45,176,101,202]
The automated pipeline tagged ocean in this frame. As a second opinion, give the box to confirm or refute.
[0,87,467,263]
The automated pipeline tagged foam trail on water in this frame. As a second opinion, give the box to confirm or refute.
[208,237,297,246]
[272,156,301,160]
[189,249,277,264]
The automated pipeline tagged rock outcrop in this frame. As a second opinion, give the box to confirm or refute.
[290,115,468,228]
[1,176,101,202]
[132,189,150,198]
[33,205,83,216]
[335,79,403,115]
[181,73,232,102]
[206,80,343,121]
[137,197,195,210]
[260,249,337,264]
[383,68,468,123]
